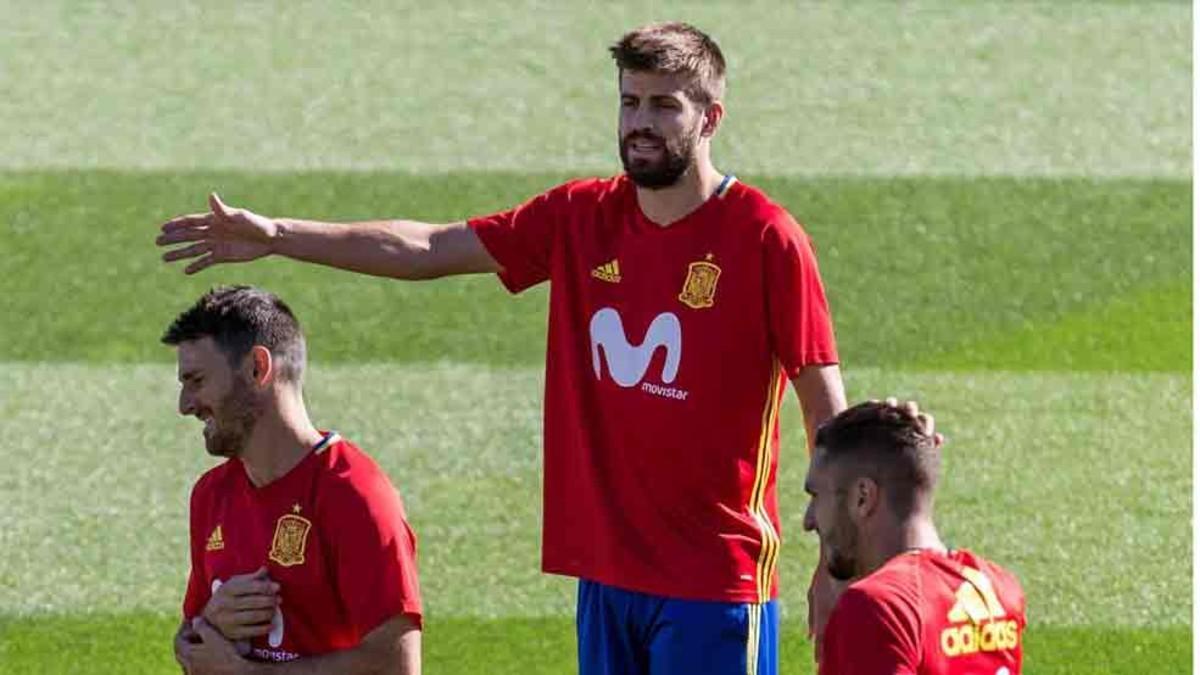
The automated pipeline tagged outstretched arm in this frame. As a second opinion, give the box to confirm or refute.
[157,193,499,279]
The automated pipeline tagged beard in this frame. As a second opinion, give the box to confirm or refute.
[619,126,699,190]
[824,503,861,581]
[204,376,263,458]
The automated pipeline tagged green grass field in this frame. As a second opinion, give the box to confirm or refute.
[0,1,1190,673]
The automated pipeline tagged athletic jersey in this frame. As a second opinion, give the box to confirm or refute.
[469,174,839,603]
[821,549,1026,675]
[182,433,422,661]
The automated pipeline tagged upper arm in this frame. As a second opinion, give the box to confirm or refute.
[466,185,567,293]
[181,485,208,619]
[358,614,421,675]
[762,216,839,377]
[329,479,423,637]
[423,221,501,277]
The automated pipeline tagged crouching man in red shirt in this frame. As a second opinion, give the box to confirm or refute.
[805,400,1025,675]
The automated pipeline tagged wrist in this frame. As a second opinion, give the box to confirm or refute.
[266,217,285,253]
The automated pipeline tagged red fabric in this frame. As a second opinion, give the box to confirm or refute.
[469,175,839,602]
[182,436,422,661]
[821,550,1026,675]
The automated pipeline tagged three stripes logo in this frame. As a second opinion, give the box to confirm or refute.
[591,259,621,283]
[940,566,1020,657]
[205,525,225,552]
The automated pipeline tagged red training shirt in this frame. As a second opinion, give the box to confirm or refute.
[821,549,1026,675]
[182,433,422,662]
[469,175,839,603]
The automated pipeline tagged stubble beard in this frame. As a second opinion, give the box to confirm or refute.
[205,377,263,458]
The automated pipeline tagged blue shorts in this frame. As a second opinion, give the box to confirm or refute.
[577,579,779,675]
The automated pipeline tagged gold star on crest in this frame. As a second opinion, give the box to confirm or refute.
[292,503,302,514]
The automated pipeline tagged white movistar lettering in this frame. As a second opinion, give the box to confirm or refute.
[589,308,683,390]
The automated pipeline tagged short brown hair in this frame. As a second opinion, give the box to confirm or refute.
[162,286,307,383]
[610,22,726,104]
[814,401,942,516]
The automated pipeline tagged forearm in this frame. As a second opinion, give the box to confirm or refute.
[241,618,420,675]
[241,647,417,675]
[792,364,848,453]
[271,218,450,280]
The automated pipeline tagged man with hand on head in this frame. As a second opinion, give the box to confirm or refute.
[165,286,422,674]
[805,400,1026,674]
[158,23,846,674]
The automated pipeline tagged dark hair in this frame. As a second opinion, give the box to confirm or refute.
[162,286,306,383]
[814,401,941,516]
[610,22,726,105]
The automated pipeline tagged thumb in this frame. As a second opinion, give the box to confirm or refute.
[251,565,270,579]
[208,192,230,217]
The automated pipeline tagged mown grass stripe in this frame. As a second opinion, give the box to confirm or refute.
[0,613,1188,675]
[0,172,1189,372]
[0,364,1187,628]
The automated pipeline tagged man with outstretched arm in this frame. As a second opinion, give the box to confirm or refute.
[159,23,845,674]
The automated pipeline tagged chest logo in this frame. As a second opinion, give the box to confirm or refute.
[268,509,312,568]
[591,259,622,283]
[678,255,721,309]
[940,566,1020,658]
[590,308,681,387]
[205,525,225,552]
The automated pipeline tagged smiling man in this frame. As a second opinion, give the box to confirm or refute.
[163,286,422,674]
[157,23,845,675]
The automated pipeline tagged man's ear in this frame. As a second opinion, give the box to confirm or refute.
[248,345,273,387]
[851,476,881,520]
[701,100,724,138]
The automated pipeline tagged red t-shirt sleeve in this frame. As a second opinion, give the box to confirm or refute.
[328,476,423,633]
[820,587,920,675]
[467,184,567,293]
[762,215,839,378]
[181,484,208,619]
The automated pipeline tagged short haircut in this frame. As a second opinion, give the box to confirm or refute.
[814,401,941,516]
[609,22,727,105]
[162,286,307,383]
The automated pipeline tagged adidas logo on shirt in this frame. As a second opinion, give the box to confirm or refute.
[591,259,621,283]
[206,525,225,552]
[940,566,1020,657]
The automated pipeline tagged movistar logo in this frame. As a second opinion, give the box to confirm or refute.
[589,308,686,399]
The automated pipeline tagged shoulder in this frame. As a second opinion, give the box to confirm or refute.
[724,179,806,234]
[967,552,1027,617]
[315,438,406,519]
[552,175,629,207]
[836,555,926,629]
[189,460,238,505]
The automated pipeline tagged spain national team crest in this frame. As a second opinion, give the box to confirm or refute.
[268,511,312,567]
[678,255,721,309]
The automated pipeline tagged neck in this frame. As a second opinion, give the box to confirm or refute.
[860,513,945,576]
[239,388,323,488]
[634,151,724,226]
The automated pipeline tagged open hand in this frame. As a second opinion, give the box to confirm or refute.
[158,193,277,274]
